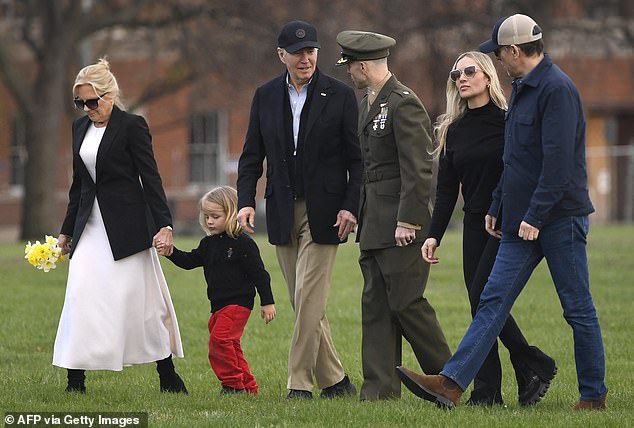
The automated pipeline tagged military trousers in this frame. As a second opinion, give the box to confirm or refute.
[359,243,451,400]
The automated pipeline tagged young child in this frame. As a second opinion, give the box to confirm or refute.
[157,186,275,395]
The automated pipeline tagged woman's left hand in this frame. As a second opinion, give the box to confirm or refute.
[152,227,173,256]
[57,234,72,255]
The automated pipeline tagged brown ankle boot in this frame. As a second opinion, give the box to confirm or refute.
[573,394,607,411]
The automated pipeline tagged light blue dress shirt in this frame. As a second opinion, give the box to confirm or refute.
[286,74,311,154]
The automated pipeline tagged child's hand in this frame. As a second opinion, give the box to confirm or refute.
[261,304,276,324]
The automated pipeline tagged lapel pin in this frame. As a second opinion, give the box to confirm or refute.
[320,92,327,97]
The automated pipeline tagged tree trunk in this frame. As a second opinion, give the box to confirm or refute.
[19,2,71,241]
[19,57,68,240]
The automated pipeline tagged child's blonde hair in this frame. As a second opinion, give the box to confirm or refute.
[198,186,242,238]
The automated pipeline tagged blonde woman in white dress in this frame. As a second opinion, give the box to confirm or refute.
[55,58,186,394]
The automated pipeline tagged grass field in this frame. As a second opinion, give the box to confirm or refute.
[1,224,633,427]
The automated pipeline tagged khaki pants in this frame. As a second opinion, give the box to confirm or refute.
[276,200,345,391]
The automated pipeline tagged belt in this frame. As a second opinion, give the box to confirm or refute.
[363,169,400,183]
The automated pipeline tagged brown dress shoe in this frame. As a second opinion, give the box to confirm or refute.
[396,366,462,408]
[573,394,607,411]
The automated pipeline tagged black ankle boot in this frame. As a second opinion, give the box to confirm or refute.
[156,356,188,394]
[66,369,86,393]
[511,349,557,406]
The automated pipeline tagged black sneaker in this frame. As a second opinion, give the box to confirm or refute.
[220,385,246,394]
[320,375,358,398]
[287,389,313,399]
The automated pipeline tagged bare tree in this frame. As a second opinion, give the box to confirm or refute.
[1,0,632,239]
[0,0,224,239]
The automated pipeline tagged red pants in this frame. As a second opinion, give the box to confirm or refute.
[208,305,258,394]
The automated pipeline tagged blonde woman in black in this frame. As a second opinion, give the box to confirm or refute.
[418,52,556,406]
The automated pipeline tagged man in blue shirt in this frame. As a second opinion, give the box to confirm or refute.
[396,14,608,410]
[237,20,361,400]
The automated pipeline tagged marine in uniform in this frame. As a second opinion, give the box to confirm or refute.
[336,30,451,400]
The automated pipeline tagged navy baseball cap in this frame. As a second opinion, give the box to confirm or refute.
[278,20,320,53]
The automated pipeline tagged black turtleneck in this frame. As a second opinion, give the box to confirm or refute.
[428,101,505,245]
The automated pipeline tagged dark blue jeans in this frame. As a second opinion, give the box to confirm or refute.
[441,215,608,401]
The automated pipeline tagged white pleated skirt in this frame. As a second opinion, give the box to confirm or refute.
[52,199,184,371]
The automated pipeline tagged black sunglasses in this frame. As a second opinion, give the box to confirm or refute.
[73,94,106,110]
[449,65,480,82]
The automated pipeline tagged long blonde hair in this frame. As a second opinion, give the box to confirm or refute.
[72,57,125,110]
[434,51,507,156]
[198,186,242,238]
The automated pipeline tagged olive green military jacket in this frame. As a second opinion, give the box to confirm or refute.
[356,75,434,251]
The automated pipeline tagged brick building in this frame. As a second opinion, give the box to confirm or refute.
[1,9,633,238]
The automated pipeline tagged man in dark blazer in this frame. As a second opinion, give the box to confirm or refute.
[336,30,451,400]
[237,20,361,399]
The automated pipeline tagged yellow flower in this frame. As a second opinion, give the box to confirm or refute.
[24,235,66,272]
[27,251,39,266]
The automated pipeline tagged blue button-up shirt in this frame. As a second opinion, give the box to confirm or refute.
[287,74,310,152]
[489,54,594,233]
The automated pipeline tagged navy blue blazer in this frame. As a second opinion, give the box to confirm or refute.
[237,69,362,245]
[60,106,172,260]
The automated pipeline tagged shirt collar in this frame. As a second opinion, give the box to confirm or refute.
[367,72,392,97]
[286,72,315,93]
[514,53,552,89]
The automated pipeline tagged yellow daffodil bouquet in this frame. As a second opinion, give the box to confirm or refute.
[24,235,66,272]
